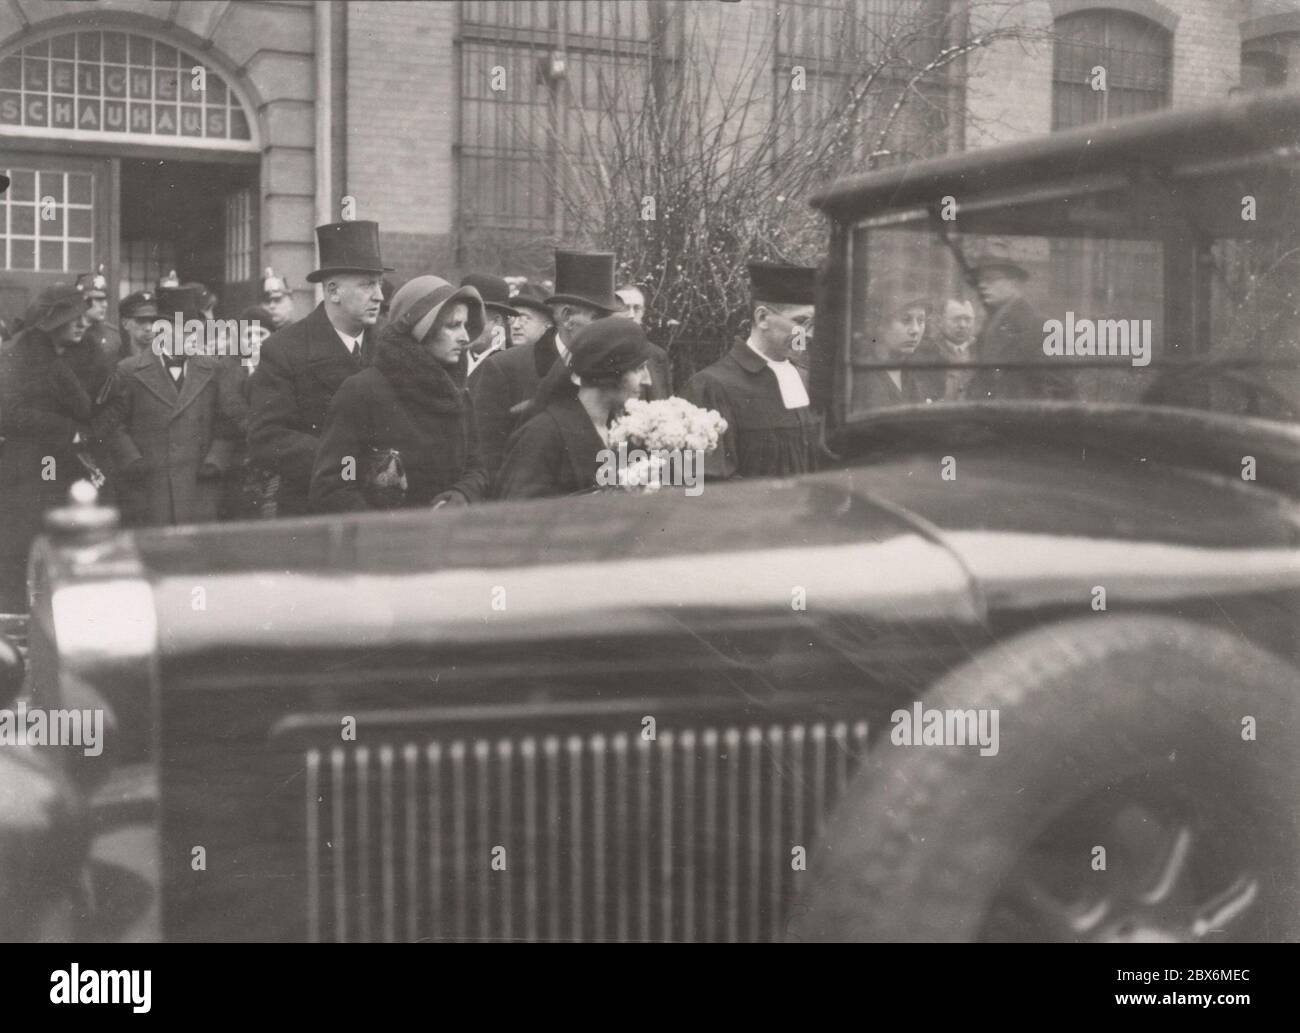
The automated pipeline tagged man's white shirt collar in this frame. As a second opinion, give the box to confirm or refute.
[467,341,503,375]
[746,333,809,410]
[159,354,186,381]
[555,332,571,365]
[335,326,364,355]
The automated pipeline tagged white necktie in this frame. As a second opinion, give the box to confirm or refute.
[768,359,810,409]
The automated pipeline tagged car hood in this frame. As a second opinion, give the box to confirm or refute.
[122,475,980,657]
[53,405,1300,657]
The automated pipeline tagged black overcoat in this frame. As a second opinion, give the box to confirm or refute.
[0,330,113,609]
[493,394,607,501]
[680,339,820,481]
[470,328,561,479]
[247,303,372,515]
[310,328,490,512]
[99,351,244,527]
[967,295,1076,401]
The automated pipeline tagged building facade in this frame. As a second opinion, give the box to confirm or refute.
[0,0,1295,326]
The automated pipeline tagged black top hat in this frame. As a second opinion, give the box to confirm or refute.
[158,285,206,321]
[546,250,622,314]
[509,282,553,318]
[749,263,816,306]
[307,221,394,283]
[461,273,522,319]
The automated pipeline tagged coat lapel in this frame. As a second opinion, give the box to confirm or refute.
[534,329,560,380]
[131,352,182,409]
[172,357,215,417]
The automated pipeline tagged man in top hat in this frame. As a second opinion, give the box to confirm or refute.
[682,262,821,481]
[470,249,623,479]
[966,251,1075,402]
[77,264,123,364]
[260,267,296,331]
[117,290,160,358]
[247,220,391,516]
[98,284,246,528]
[461,273,521,379]
[615,280,672,400]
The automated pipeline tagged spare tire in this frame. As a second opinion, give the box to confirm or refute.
[787,616,1300,942]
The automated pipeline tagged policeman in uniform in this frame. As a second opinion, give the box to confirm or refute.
[260,267,296,331]
[77,264,124,362]
[681,263,821,481]
[117,290,160,357]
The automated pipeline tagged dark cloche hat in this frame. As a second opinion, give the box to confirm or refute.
[461,273,522,319]
[157,284,206,321]
[509,281,553,318]
[26,284,87,332]
[749,262,816,306]
[569,316,655,382]
[547,250,623,314]
[308,220,394,283]
[119,290,159,320]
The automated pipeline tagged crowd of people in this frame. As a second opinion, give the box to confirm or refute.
[0,217,833,610]
[0,208,1068,611]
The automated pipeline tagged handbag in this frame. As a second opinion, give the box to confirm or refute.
[361,447,407,509]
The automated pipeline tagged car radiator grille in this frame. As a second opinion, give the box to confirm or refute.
[303,719,870,942]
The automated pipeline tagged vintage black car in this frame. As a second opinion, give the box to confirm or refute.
[2,91,1299,943]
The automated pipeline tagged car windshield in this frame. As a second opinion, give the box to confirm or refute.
[844,209,1300,424]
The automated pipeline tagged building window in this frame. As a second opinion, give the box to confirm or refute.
[224,187,254,283]
[457,1,665,240]
[1052,9,1171,128]
[0,165,94,272]
[120,239,177,297]
[775,0,956,170]
[1051,11,1168,380]
[1241,33,1297,91]
[0,30,254,148]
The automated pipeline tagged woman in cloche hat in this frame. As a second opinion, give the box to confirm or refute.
[0,284,113,609]
[494,317,654,500]
[309,275,491,511]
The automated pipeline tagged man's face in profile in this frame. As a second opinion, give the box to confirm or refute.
[941,299,976,345]
[977,272,1020,308]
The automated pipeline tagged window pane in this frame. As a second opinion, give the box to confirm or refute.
[10,204,34,236]
[39,240,63,271]
[10,238,34,270]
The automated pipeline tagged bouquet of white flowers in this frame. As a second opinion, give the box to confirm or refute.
[605,397,727,492]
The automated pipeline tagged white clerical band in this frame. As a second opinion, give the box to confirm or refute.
[768,360,810,409]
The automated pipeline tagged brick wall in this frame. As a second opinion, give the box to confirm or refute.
[345,0,456,288]
[966,0,1254,151]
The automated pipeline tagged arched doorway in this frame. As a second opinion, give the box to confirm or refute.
[0,25,261,328]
